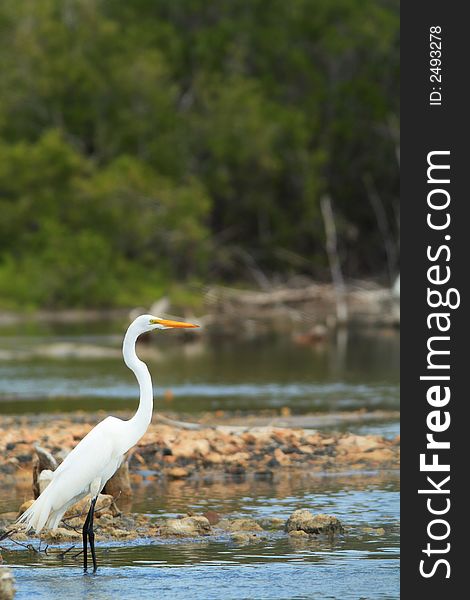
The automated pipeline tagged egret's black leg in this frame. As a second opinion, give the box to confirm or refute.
[82,506,92,572]
[87,497,98,573]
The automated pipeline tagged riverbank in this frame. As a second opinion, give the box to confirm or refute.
[0,411,400,485]
[0,278,400,335]
[0,417,399,597]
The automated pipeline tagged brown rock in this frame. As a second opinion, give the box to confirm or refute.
[10,532,28,541]
[360,448,395,463]
[231,532,260,543]
[103,462,132,499]
[65,494,120,519]
[43,527,81,541]
[159,515,211,536]
[167,467,189,479]
[205,452,223,464]
[337,434,383,453]
[32,446,58,499]
[257,517,285,530]
[285,510,343,535]
[203,510,221,525]
[297,445,314,454]
[97,513,114,526]
[288,529,309,538]
[318,437,335,446]
[17,499,34,517]
[171,438,210,459]
[0,511,15,522]
[274,448,290,466]
[218,518,263,532]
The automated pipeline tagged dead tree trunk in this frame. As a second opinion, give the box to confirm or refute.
[320,195,348,324]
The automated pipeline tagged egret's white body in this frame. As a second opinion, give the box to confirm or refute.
[16,314,198,564]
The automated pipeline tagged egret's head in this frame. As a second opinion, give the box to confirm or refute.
[132,314,199,334]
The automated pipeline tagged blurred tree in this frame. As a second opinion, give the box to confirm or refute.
[0,0,399,308]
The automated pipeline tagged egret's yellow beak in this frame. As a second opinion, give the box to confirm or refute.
[150,317,199,329]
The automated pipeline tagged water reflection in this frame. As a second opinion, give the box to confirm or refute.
[4,472,399,599]
[0,328,399,416]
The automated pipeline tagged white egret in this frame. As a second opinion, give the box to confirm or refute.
[17,314,199,572]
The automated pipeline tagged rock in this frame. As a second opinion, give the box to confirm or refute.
[288,529,309,538]
[97,513,114,526]
[171,438,211,459]
[43,527,81,541]
[108,528,132,539]
[205,452,223,464]
[273,448,290,466]
[160,515,211,536]
[217,518,263,532]
[231,532,260,544]
[223,452,249,465]
[64,494,120,519]
[285,510,343,535]
[254,469,273,480]
[337,434,383,453]
[17,499,34,517]
[203,510,221,525]
[224,464,246,475]
[375,527,385,535]
[32,446,58,498]
[297,445,314,454]
[361,448,395,463]
[257,517,285,530]
[167,467,190,479]
[103,462,132,498]
[0,513,17,523]
[362,526,385,535]
[0,567,15,600]
[63,517,83,528]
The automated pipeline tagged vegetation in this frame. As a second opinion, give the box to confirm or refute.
[0,0,399,308]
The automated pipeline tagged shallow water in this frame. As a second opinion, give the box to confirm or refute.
[3,472,399,599]
[0,324,399,421]
[1,324,400,598]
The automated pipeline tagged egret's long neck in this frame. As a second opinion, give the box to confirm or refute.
[123,326,153,444]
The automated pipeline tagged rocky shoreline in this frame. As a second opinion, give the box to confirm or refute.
[0,411,399,482]
[0,410,398,550]
[1,504,346,547]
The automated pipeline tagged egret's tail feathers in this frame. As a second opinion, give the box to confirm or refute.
[16,493,52,534]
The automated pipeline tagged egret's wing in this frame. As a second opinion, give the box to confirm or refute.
[49,416,124,508]
[17,417,125,532]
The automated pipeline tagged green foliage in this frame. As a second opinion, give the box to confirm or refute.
[0,0,399,308]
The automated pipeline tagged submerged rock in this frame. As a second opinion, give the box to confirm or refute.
[203,510,221,525]
[288,529,309,538]
[361,526,385,535]
[16,493,120,524]
[257,517,285,530]
[103,462,133,498]
[43,527,81,541]
[217,518,263,532]
[64,494,120,519]
[231,532,263,544]
[0,567,15,600]
[159,515,211,536]
[32,446,58,498]
[285,510,343,535]
[167,467,190,479]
